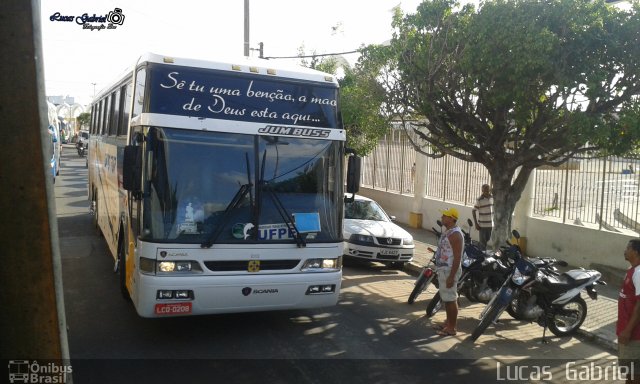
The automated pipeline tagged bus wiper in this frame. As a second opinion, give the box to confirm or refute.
[200,183,251,248]
[259,150,306,248]
[263,184,306,248]
[201,153,253,248]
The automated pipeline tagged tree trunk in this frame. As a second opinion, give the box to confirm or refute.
[487,164,533,250]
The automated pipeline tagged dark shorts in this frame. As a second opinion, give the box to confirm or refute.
[479,228,492,247]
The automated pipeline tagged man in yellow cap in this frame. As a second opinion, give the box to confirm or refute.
[433,207,464,336]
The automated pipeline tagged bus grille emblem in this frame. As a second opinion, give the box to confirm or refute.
[248,260,260,273]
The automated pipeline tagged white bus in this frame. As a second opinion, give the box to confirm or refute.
[88,53,360,317]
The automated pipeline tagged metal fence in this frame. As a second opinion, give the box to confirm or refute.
[361,128,417,195]
[361,127,491,206]
[533,158,640,231]
[361,128,640,232]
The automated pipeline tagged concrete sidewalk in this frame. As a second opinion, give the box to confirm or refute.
[397,222,621,352]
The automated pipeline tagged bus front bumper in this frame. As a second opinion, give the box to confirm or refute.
[134,271,342,318]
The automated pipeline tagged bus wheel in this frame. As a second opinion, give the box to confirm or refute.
[117,235,130,300]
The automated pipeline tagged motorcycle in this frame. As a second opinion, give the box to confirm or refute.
[458,248,513,304]
[470,231,605,343]
[77,139,87,157]
[407,223,442,305]
[424,234,520,317]
[407,218,489,316]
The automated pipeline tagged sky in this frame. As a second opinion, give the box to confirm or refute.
[41,0,425,107]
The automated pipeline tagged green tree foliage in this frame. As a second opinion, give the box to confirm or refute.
[299,51,391,155]
[76,112,91,130]
[361,0,640,246]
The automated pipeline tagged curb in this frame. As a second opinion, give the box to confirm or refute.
[577,328,617,353]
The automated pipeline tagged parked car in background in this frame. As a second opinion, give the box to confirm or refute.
[343,194,415,268]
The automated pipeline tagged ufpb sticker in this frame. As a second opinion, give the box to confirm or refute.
[232,223,294,240]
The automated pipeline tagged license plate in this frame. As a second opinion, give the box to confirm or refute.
[380,249,399,256]
[155,302,192,315]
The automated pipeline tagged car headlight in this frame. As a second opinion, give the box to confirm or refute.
[349,234,374,244]
[140,257,203,275]
[301,257,342,272]
[403,237,414,246]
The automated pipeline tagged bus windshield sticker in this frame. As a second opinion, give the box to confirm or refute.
[149,64,338,129]
[292,212,321,233]
[232,223,307,240]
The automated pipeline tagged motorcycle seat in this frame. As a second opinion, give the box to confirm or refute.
[542,269,599,291]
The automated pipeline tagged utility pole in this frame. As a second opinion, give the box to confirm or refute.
[244,0,250,56]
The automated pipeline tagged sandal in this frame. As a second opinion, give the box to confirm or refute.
[436,329,457,337]
[431,324,446,331]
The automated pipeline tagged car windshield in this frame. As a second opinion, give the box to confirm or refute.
[141,127,342,244]
[344,200,389,221]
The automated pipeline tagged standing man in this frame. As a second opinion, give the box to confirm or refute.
[618,239,640,383]
[472,184,494,249]
[433,207,464,336]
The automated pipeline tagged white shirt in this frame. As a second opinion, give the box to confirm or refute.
[435,226,464,268]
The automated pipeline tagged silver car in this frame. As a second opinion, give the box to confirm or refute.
[343,195,415,267]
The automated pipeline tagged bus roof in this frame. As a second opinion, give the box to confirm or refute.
[93,52,339,102]
[140,52,338,85]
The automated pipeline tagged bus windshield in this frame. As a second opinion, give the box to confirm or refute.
[142,127,342,244]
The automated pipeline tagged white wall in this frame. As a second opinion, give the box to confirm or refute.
[525,217,632,270]
[359,186,633,270]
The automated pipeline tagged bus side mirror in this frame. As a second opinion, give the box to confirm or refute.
[123,145,142,193]
[345,155,361,203]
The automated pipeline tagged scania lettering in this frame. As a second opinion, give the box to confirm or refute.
[88,53,360,317]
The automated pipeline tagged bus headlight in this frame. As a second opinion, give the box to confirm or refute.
[301,257,342,272]
[139,257,203,275]
[158,261,202,273]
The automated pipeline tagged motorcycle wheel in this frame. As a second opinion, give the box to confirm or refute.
[470,302,504,342]
[425,292,442,317]
[548,297,587,337]
[408,272,434,304]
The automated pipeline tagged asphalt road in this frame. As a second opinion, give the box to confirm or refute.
[56,144,622,384]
